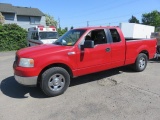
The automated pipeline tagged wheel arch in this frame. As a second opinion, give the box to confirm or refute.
[139,50,149,59]
[37,63,73,85]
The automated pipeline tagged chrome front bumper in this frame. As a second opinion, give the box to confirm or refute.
[14,75,38,86]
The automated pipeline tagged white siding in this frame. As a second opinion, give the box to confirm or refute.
[3,13,46,30]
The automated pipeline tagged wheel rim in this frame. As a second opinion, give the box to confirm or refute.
[48,73,65,91]
[139,57,146,69]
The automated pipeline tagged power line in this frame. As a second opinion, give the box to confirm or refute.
[65,8,159,27]
[61,0,141,21]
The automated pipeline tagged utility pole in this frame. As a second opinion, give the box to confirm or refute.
[87,21,89,27]
[58,17,61,28]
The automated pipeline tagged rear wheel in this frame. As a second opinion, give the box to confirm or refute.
[133,53,148,72]
[41,67,70,97]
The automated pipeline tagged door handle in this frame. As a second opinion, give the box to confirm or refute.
[106,48,111,52]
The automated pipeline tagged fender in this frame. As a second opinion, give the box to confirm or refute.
[136,44,149,57]
[36,53,77,76]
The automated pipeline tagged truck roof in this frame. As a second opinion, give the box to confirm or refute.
[74,26,119,30]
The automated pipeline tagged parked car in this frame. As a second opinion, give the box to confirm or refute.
[13,26,157,97]
[151,27,160,58]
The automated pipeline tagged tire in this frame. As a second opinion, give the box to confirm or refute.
[41,67,70,97]
[133,53,148,72]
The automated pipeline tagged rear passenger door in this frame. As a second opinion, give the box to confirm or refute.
[109,29,126,68]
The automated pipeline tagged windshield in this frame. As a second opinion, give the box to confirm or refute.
[39,32,58,39]
[54,29,86,46]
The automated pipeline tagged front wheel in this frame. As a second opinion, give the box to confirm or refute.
[133,53,148,72]
[41,67,70,97]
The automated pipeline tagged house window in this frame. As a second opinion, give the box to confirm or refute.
[30,17,40,24]
[2,13,14,20]
[17,16,30,22]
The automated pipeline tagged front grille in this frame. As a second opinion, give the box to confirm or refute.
[15,55,19,64]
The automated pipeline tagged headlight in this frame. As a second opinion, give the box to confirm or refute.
[19,58,34,67]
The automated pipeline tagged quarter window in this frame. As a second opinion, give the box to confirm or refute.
[110,29,121,43]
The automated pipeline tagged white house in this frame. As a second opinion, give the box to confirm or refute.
[0,3,46,29]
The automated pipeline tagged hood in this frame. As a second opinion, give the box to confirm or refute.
[41,39,57,44]
[17,44,71,58]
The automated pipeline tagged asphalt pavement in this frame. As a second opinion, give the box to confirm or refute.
[0,51,160,120]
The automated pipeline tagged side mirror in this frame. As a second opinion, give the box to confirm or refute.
[81,40,94,50]
[62,39,67,45]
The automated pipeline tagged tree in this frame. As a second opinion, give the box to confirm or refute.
[128,15,139,23]
[45,14,57,27]
[70,26,74,29]
[142,10,160,28]
[58,27,68,36]
[0,12,5,24]
[0,24,27,51]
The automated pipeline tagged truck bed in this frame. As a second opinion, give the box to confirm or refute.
[125,38,157,65]
[125,38,148,41]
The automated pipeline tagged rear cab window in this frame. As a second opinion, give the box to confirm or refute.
[109,29,121,43]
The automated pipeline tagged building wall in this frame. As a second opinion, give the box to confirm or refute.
[40,16,46,27]
[16,15,46,30]
[2,12,46,30]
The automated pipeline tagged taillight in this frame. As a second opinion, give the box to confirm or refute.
[49,26,56,31]
[38,25,44,31]
[39,28,43,31]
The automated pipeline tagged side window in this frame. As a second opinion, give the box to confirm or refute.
[31,32,38,40]
[31,32,35,39]
[85,29,107,45]
[110,29,121,43]
[35,32,38,40]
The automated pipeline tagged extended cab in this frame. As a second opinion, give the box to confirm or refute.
[13,26,157,96]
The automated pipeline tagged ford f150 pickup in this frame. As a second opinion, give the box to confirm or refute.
[13,26,157,97]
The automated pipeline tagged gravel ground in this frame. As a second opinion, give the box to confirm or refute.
[0,51,160,120]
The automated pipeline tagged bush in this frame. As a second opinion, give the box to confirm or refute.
[0,24,27,51]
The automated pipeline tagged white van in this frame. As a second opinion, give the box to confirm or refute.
[27,25,58,46]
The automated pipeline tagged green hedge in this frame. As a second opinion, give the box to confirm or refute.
[0,24,27,51]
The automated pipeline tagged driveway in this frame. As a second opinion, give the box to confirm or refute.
[0,51,160,120]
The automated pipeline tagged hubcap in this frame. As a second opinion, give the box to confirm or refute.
[139,57,146,69]
[48,74,65,91]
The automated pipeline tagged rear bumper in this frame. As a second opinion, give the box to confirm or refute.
[154,53,160,58]
[14,75,38,86]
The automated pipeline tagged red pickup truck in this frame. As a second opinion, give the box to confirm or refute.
[13,26,157,96]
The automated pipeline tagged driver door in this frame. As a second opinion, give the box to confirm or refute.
[76,29,111,76]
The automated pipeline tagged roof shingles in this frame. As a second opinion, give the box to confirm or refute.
[0,3,15,13]
[0,3,44,16]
